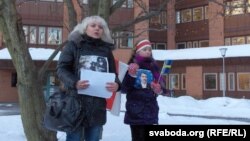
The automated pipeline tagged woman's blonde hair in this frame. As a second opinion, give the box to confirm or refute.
[69,15,113,43]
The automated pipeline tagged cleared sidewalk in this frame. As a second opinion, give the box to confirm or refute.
[0,103,20,116]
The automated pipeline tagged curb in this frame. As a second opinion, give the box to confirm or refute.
[167,112,250,123]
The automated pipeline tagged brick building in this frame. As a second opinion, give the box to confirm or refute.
[0,0,250,102]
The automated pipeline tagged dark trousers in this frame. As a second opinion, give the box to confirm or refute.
[130,125,145,141]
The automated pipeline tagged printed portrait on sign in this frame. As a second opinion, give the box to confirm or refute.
[79,55,108,72]
[134,69,153,89]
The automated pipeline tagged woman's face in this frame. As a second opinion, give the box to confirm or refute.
[137,46,152,57]
[86,21,104,39]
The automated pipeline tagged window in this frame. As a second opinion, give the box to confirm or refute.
[47,27,62,45]
[204,6,208,19]
[248,0,250,13]
[219,73,226,91]
[23,25,62,46]
[176,42,186,49]
[29,26,37,44]
[38,27,46,44]
[127,0,133,8]
[225,38,231,45]
[155,43,166,49]
[181,9,192,23]
[237,73,250,91]
[114,32,133,48]
[187,42,192,48]
[161,11,167,25]
[169,74,179,90]
[193,7,204,21]
[150,10,161,25]
[247,36,250,44]
[113,0,133,8]
[193,41,199,48]
[176,11,181,24]
[204,73,217,90]
[225,0,248,15]
[151,43,155,49]
[82,0,88,4]
[199,40,209,47]
[231,0,244,15]
[181,73,186,90]
[23,26,28,42]
[228,73,235,91]
[225,2,231,16]
[232,36,245,45]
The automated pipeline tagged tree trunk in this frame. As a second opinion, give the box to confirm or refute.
[0,0,56,140]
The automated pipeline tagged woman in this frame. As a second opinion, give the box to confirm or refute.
[57,15,120,141]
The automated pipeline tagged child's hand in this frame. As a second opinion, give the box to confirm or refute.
[128,63,139,77]
[151,82,162,94]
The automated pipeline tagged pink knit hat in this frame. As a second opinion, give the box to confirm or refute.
[135,39,152,52]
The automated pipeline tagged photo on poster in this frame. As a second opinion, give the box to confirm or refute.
[134,69,153,89]
[79,55,108,72]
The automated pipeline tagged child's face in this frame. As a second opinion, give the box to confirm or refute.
[137,46,152,57]
[86,21,103,39]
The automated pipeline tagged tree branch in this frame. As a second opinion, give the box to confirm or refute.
[111,0,168,32]
[110,0,126,15]
[39,41,67,77]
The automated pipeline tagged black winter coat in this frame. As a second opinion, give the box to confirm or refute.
[57,33,119,127]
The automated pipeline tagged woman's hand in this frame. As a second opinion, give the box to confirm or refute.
[76,80,90,89]
[106,82,119,92]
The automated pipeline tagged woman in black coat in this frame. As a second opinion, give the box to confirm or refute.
[57,15,120,141]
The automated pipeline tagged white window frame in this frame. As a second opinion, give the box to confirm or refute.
[228,72,235,91]
[193,7,204,21]
[187,41,192,48]
[176,11,181,24]
[29,26,37,44]
[23,25,28,43]
[155,43,166,50]
[225,38,231,45]
[204,73,217,91]
[38,27,46,44]
[176,42,186,49]
[199,40,209,47]
[181,9,192,23]
[204,6,208,19]
[169,74,179,90]
[47,27,62,45]
[181,73,186,90]
[237,72,250,91]
[193,41,199,48]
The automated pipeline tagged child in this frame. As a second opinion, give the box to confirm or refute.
[121,39,169,141]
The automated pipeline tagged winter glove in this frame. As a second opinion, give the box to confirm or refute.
[128,63,139,77]
[151,82,162,94]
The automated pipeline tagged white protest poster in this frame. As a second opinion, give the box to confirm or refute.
[78,69,115,98]
[109,61,128,116]
[118,61,128,81]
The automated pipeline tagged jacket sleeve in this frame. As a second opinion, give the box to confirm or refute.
[108,51,121,91]
[56,41,78,90]
[121,72,136,93]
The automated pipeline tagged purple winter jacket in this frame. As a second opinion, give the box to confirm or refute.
[122,55,160,125]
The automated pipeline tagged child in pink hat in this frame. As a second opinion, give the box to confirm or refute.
[121,39,170,141]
